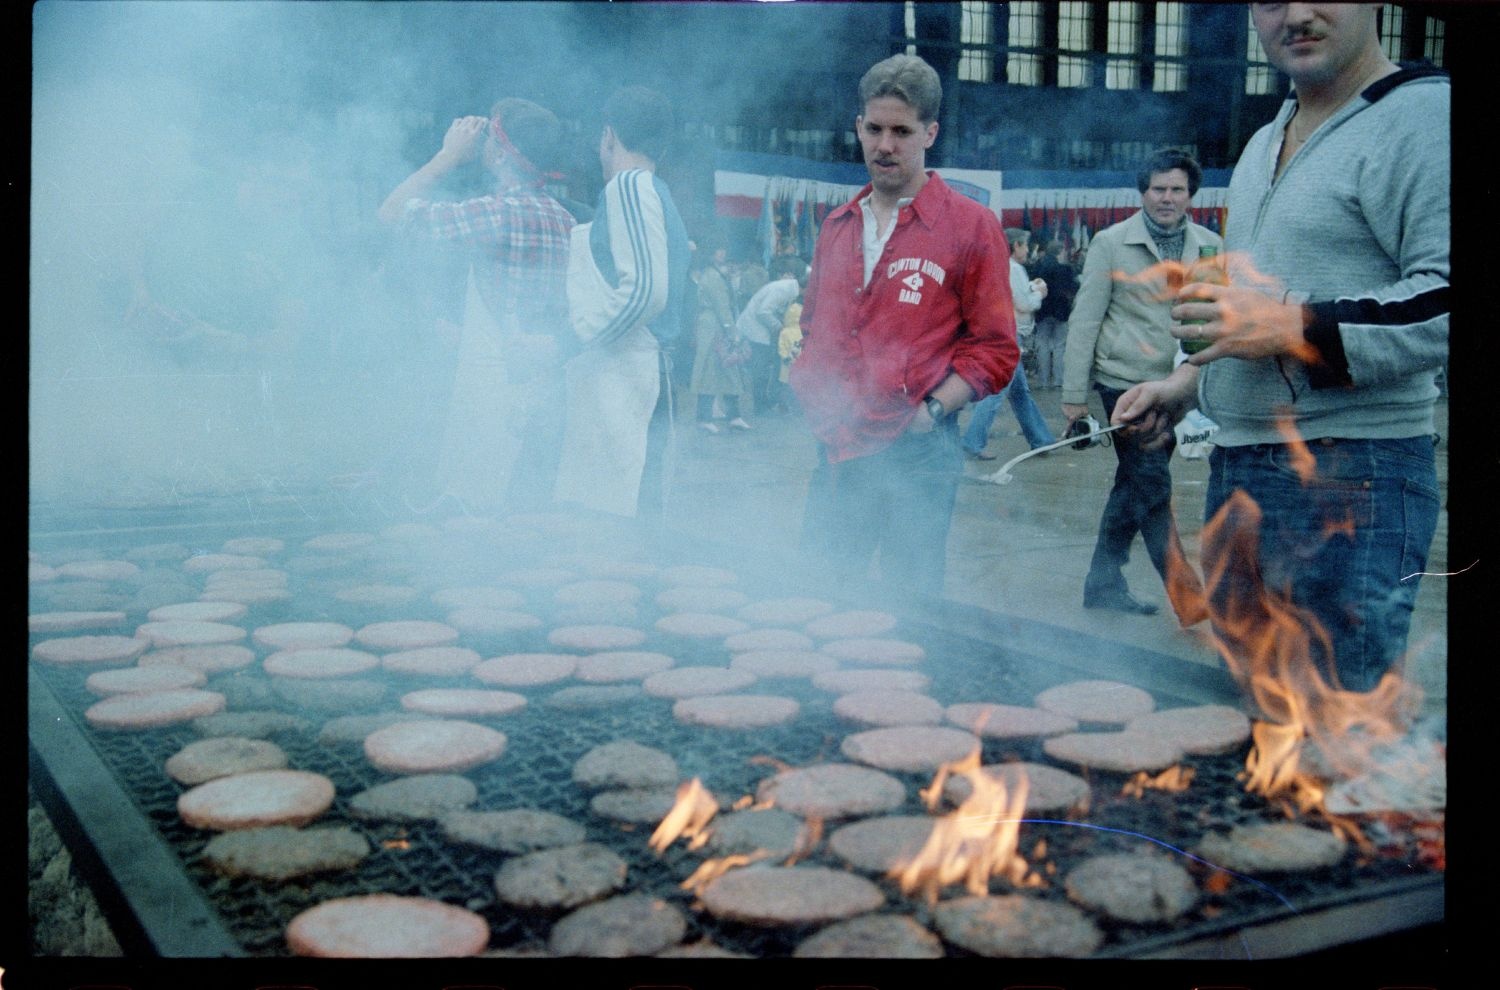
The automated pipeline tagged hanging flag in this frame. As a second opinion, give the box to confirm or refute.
[1021,199,1032,232]
[758,183,775,269]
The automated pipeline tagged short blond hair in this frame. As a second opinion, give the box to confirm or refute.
[858,54,941,124]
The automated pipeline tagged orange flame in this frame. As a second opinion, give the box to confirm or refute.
[783,817,823,865]
[1121,764,1195,798]
[892,751,1037,904]
[649,778,718,853]
[680,852,768,895]
[1273,417,1319,483]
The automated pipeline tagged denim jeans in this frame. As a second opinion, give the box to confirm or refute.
[961,368,1056,453]
[801,416,963,597]
[1205,436,1440,692]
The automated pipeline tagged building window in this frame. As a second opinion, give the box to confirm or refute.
[958,1,995,82]
[1245,8,1277,95]
[1152,2,1187,92]
[1379,4,1405,62]
[1006,1,1042,86]
[903,1,916,56]
[1105,2,1141,90]
[1424,15,1445,66]
[1058,1,1093,88]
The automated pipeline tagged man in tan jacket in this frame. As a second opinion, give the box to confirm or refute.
[1061,148,1220,617]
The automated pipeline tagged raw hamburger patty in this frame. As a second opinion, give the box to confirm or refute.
[193,710,313,739]
[1124,704,1253,755]
[548,625,647,651]
[703,808,807,857]
[574,651,675,683]
[572,740,679,791]
[945,703,1080,739]
[86,664,207,696]
[300,532,376,553]
[445,607,544,636]
[729,650,838,679]
[643,666,757,699]
[723,628,815,653]
[827,815,937,873]
[317,712,433,746]
[840,726,981,774]
[654,612,750,639]
[271,677,387,713]
[145,601,249,624]
[552,603,639,626]
[655,586,750,613]
[555,579,642,606]
[699,866,884,926]
[263,647,380,679]
[347,774,478,822]
[85,688,227,730]
[942,761,1093,814]
[333,583,420,607]
[355,620,459,651]
[1064,853,1199,923]
[57,559,141,581]
[400,688,527,718]
[819,637,926,666]
[492,843,628,909]
[472,653,578,686]
[139,644,256,673]
[439,808,587,853]
[813,669,932,695]
[165,736,288,785]
[793,914,945,959]
[183,553,267,573]
[28,610,128,633]
[202,825,369,880]
[1035,679,1156,724]
[363,719,507,775]
[178,769,336,830]
[736,597,834,625]
[589,787,685,824]
[931,895,1104,958]
[221,536,284,556]
[548,893,688,958]
[1041,731,1185,773]
[381,646,483,678]
[804,610,898,640]
[33,635,148,666]
[1195,822,1348,874]
[134,620,247,648]
[673,694,799,729]
[545,685,646,710]
[756,763,906,819]
[252,622,354,652]
[286,894,489,957]
[833,691,944,727]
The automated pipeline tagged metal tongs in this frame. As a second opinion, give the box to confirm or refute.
[980,422,1129,485]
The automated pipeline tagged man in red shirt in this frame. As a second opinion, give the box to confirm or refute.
[790,54,1018,595]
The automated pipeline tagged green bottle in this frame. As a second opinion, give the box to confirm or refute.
[1181,244,1225,355]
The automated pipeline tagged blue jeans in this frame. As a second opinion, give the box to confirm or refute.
[1205,436,1440,693]
[961,368,1056,453]
[801,416,963,596]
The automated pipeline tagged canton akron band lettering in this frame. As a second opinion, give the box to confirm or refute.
[888,257,947,306]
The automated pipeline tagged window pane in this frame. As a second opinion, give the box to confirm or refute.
[1058,1,1093,88]
[1379,4,1405,62]
[904,1,916,56]
[1153,2,1186,92]
[1245,7,1275,95]
[1106,2,1140,90]
[1424,16,1445,66]
[958,1,994,83]
[1007,1,1042,86]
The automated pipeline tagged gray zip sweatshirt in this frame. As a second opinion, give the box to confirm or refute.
[1199,66,1449,446]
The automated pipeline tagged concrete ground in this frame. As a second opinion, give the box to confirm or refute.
[666,379,1449,720]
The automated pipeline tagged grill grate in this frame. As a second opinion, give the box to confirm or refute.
[28,516,1443,958]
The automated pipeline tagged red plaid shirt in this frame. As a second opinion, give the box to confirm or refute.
[404,181,574,338]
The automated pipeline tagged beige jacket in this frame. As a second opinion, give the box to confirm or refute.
[1061,210,1221,405]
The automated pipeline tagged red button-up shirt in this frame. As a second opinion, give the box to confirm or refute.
[790,173,1019,463]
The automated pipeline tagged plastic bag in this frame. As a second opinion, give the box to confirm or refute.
[1174,408,1218,459]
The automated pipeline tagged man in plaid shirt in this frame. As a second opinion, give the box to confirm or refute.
[378,97,575,513]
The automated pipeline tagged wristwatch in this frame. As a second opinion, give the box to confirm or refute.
[923,395,946,421]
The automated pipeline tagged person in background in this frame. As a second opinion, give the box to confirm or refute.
[1031,238,1078,390]
[734,253,807,419]
[377,97,574,514]
[961,227,1056,461]
[775,277,805,415]
[790,54,1017,595]
[689,236,750,434]
[1061,147,1220,618]
[1113,3,1447,692]
[552,85,693,518]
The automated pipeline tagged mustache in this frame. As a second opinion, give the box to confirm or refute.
[1282,27,1327,44]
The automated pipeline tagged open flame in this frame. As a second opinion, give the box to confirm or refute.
[892,751,1039,904]
[1121,764,1195,799]
[1170,485,1430,849]
[648,778,718,853]
[679,852,768,896]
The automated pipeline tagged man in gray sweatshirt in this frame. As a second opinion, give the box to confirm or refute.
[1111,4,1447,693]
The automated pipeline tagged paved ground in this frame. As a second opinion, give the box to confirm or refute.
[665,380,1449,720]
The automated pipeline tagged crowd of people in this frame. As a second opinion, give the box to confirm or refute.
[125,5,1444,698]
